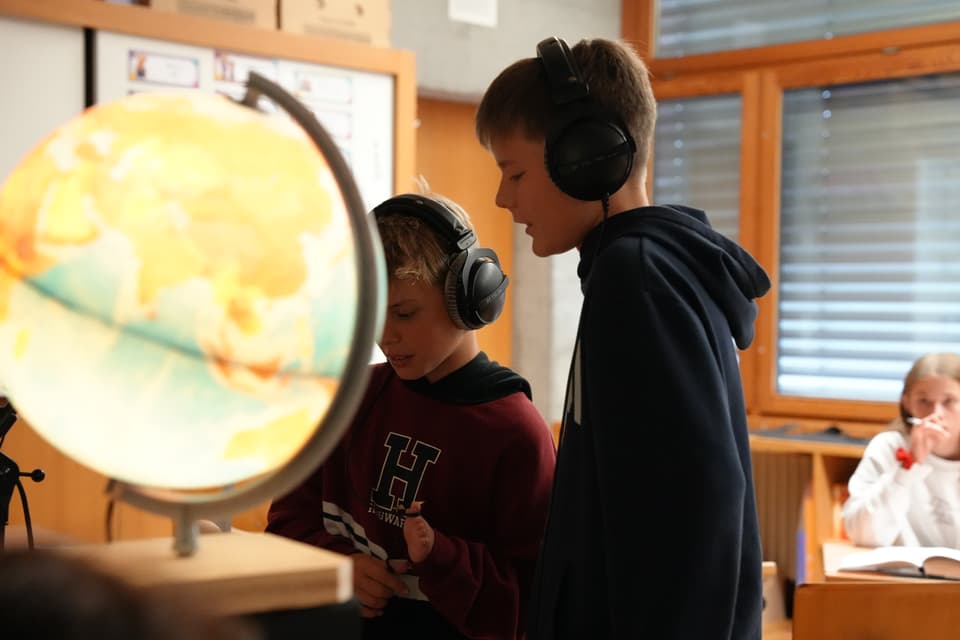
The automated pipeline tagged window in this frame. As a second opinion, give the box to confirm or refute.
[653,93,742,241]
[655,0,960,58]
[777,73,960,401]
[639,1,960,417]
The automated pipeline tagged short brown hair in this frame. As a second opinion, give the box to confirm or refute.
[475,38,657,172]
[898,352,960,430]
[375,192,475,287]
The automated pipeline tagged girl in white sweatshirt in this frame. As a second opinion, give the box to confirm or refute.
[843,352,960,548]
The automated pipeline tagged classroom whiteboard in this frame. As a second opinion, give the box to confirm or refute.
[0,16,86,184]
[92,30,395,212]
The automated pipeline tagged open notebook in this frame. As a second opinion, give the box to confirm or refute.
[838,546,960,580]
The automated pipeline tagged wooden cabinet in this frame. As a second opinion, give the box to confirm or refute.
[751,431,864,584]
[749,417,887,584]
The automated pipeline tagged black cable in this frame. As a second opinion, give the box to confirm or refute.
[15,479,33,550]
[105,497,115,543]
[594,193,611,262]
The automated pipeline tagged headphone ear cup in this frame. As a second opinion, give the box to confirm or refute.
[467,255,508,327]
[545,107,636,202]
[444,248,509,330]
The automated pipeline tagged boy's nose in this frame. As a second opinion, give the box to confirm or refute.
[380,322,399,345]
[495,183,512,210]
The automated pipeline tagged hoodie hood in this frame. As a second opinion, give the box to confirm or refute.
[577,205,771,349]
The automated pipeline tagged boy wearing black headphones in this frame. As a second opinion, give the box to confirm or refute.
[266,192,556,639]
[476,38,771,639]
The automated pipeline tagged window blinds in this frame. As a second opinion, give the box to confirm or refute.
[778,73,960,401]
[656,0,960,58]
[653,94,742,241]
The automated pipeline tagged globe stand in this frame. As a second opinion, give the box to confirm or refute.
[172,509,200,557]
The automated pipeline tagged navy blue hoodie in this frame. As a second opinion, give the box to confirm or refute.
[528,205,770,640]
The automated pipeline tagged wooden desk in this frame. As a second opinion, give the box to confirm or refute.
[793,581,960,640]
[822,540,937,583]
[3,525,79,549]
[763,620,792,640]
[749,434,867,459]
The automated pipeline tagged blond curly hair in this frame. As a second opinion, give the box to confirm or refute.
[375,188,475,288]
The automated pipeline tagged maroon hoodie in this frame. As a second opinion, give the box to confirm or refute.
[267,353,556,640]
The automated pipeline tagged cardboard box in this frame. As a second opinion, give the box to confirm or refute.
[279,0,390,48]
[149,0,278,29]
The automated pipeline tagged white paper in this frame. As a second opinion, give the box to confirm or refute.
[94,31,394,212]
[448,0,498,28]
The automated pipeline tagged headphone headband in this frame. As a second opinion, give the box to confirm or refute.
[536,36,588,105]
[373,194,476,252]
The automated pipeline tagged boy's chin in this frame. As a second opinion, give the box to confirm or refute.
[531,245,553,257]
[531,240,572,258]
[389,365,423,380]
[531,239,561,257]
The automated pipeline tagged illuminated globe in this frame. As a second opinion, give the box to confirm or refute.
[0,89,377,493]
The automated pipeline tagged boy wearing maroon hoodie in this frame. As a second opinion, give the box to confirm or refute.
[267,192,556,640]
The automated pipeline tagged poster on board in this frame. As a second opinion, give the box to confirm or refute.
[93,30,394,212]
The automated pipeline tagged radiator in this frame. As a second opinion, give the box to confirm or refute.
[752,452,811,583]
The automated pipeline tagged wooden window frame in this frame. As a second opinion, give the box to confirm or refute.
[627,1,960,425]
[651,72,762,413]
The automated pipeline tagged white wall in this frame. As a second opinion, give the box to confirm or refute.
[392,0,620,101]
[0,17,85,183]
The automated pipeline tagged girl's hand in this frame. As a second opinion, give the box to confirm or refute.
[908,415,949,463]
[402,501,435,563]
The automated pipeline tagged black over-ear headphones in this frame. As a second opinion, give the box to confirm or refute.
[536,36,637,201]
[372,194,509,330]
